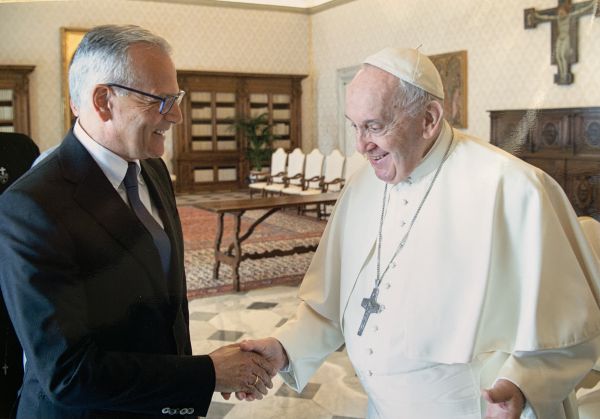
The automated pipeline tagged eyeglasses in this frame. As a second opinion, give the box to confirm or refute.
[106,83,185,115]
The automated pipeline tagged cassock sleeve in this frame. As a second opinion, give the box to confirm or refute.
[274,303,345,391]
[496,335,600,418]
[271,176,367,391]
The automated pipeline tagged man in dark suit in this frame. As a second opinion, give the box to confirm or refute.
[0,132,39,418]
[0,25,274,418]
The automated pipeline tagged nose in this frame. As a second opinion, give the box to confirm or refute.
[355,128,369,153]
[164,101,183,124]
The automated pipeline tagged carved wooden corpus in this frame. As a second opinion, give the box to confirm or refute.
[524,0,599,85]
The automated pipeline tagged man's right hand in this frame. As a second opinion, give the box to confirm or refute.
[208,344,275,399]
[221,338,289,401]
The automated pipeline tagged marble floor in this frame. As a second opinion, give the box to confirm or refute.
[188,285,368,419]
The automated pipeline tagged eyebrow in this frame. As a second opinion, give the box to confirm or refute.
[344,115,384,125]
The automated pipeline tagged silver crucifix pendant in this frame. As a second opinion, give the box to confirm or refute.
[358,286,383,336]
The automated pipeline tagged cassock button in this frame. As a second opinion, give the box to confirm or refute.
[373,325,379,332]
[391,262,397,269]
[400,220,406,227]
[368,370,374,376]
[402,198,408,205]
[368,348,374,355]
[385,283,391,289]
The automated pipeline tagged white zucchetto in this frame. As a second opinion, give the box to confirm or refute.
[363,47,445,100]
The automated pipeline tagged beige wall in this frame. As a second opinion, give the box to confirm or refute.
[0,0,311,167]
[310,0,600,153]
[1,0,600,164]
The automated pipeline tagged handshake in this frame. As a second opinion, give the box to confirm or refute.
[208,337,287,401]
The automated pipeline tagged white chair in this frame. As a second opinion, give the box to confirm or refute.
[320,149,346,193]
[249,147,287,198]
[264,148,305,196]
[302,149,346,219]
[577,216,600,419]
[282,149,324,195]
[344,151,367,183]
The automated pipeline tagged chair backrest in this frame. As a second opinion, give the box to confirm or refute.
[344,151,367,182]
[270,148,288,182]
[322,149,345,191]
[286,148,306,186]
[579,216,600,261]
[303,149,324,189]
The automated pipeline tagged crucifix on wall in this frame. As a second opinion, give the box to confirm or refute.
[524,0,599,85]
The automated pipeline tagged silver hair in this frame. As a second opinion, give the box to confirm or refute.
[68,24,172,111]
[392,78,443,118]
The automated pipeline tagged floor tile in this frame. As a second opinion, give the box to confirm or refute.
[205,401,235,418]
[224,397,331,419]
[190,285,367,418]
[209,309,282,336]
[276,382,321,400]
[208,330,244,342]
[189,311,217,321]
[246,301,278,310]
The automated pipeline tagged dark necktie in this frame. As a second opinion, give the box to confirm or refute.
[123,162,171,277]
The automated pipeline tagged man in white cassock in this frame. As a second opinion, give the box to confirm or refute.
[232,47,600,418]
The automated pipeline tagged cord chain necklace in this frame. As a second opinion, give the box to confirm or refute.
[357,131,454,336]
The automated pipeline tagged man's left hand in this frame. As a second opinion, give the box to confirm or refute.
[481,379,525,419]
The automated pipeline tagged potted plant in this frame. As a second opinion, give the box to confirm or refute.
[229,113,276,175]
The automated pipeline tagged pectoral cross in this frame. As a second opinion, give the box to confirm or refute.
[357,287,383,336]
[524,0,599,85]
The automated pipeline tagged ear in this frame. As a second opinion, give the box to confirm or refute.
[69,98,79,117]
[91,85,112,122]
[422,100,444,141]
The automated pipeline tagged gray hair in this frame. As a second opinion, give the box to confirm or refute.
[68,24,172,111]
[393,78,443,118]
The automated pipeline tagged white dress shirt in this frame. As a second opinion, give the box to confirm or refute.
[73,120,164,227]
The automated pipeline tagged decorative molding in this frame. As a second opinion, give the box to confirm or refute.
[336,64,359,155]
[60,27,87,135]
[134,0,356,14]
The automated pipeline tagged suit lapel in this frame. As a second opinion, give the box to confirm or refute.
[141,161,190,355]
[58,133,168,297]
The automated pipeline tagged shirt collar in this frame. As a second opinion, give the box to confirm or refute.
[395,120,453,187]
[73,119,141,188]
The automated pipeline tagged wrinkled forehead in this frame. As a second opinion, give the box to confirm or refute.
[347,66,398,108]
[129,44,179,91]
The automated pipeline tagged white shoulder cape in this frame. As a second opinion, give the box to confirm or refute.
[289,126,600,365]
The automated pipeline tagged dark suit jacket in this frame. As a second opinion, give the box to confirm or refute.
[0,132,215,418]
[0,132,39,417]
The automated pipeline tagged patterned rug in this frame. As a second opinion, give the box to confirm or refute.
[179,205,327,298]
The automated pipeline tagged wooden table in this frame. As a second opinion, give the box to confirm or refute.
[196,193,339,291]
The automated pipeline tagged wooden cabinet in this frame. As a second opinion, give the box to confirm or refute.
[173,71,306,193]
[0,65,35,136]
[490,107,600,219]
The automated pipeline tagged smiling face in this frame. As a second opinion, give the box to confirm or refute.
[104,43,182,160]
[345,66,431,184]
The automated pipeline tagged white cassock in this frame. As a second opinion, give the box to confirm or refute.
[274,120,600,419]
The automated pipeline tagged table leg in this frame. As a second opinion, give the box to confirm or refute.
[231,211,243,291]
[212,213,224,281]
